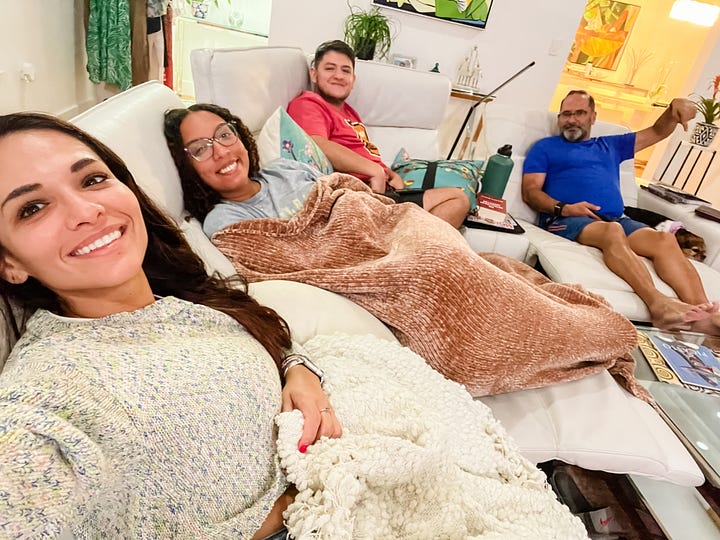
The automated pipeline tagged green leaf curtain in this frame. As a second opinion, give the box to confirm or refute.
[86,0,132,91]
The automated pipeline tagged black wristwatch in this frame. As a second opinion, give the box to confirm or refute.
[553,201,567,218]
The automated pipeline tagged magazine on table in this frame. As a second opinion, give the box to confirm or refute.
[643,183,710,205]
[464,211,525,234]
[648,334,720,394]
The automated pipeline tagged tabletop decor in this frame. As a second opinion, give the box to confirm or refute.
[344,3,393,60]
[692,75,720,147]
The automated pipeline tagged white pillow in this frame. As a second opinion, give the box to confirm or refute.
[248,280,396,345]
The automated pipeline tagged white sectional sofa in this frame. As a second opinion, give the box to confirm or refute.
[189,45,720,325]
[64,80,704,487]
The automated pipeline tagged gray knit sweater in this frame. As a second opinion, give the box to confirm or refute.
[0,297,288,538]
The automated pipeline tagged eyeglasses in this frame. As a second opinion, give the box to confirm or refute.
[184,122,239,162]
[558,109,591,120]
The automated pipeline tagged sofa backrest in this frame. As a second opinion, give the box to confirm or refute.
[482,103,636,223]
[190,46,452,162]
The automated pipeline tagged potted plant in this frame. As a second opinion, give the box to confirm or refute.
[343,3,393,61]
[691,75,720,147]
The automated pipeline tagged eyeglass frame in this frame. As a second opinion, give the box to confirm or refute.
[183,121,239,162]
[557,109,592,120]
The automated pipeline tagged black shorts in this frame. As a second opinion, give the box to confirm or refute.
[385,189,425,207]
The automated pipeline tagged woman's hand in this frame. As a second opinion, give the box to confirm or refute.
[282,366,342,452]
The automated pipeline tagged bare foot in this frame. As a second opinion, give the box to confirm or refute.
[649,298,712,331]
[690,310,720,336]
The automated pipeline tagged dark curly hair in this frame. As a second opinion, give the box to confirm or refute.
[0,112,291,366]
[163,104,260,223]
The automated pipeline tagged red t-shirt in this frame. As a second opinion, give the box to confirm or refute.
[287,91,387,182]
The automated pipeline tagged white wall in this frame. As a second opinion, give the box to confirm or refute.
[0,0,95,117]
[269,0,586,110]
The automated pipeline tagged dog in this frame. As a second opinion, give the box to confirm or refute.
[624,206,707,262]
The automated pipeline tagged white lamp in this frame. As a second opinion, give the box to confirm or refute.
[669,0,719,27]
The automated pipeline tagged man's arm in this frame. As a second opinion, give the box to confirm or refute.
[310,135,389,192]
[634,98,697,153]
[522,172,600,218]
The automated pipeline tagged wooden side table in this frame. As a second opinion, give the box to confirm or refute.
[657,140,717,195]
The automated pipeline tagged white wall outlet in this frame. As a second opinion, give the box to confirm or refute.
[548,39,565,57]
[20,62,35,83]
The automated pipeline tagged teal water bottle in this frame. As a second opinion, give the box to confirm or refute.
[480,144,514,198]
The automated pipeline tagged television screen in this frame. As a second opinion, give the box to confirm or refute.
[372,0,494,30]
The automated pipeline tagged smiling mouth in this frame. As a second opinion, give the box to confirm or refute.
[71,229,122,256]
[219,161,238,175]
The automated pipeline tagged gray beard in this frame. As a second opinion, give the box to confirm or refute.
[562,127,585,142]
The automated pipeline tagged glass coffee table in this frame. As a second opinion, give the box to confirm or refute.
[631,325,720,488]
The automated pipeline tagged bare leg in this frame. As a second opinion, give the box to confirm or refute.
[577,222,713,331]
[627,228,720,335]
[422,187,470,229]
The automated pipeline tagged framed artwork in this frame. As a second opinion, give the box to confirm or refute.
[567,0,641,70]
[372,0,494,30]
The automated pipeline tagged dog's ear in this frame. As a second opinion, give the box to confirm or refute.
[675,229,707,262]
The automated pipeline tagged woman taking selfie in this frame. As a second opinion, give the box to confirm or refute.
[0,112,340,538]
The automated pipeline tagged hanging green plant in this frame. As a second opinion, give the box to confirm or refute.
[343,3,393,61]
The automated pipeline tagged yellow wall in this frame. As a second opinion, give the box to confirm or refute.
[550,0,714,126]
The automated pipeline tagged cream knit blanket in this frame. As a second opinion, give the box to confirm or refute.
[276,333,588,539]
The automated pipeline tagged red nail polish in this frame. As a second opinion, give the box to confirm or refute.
[299,444,308,454]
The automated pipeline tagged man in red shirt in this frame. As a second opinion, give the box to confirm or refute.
[287,40,469,228]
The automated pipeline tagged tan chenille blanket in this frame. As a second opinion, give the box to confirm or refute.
[214,174,644,398]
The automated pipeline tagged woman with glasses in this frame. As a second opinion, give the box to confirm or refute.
[164,104,322,237]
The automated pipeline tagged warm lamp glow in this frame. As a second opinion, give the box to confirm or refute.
[669,0,719,26]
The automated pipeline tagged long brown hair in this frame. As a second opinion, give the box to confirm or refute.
[0,113,291,365]
[163,104,260,223]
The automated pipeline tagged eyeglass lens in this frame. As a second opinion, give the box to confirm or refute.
[186,123,238,161]
[559,110,589,119]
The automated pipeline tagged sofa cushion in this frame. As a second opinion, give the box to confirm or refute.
[256,106,333,173]
[248,280,396,345]
[191,46,311,135]
[480,371,704,486]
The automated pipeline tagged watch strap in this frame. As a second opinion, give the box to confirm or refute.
[281,354,325,386]
[553,201,567,218]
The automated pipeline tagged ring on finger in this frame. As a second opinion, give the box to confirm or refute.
[319,407,333,414]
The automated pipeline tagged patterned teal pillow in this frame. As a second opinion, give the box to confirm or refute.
[257,107,333,175]
[391,148,482,210]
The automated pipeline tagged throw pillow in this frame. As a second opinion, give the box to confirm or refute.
[390,148,482,210]
[257,106,333,175]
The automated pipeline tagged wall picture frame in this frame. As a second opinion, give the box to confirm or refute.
[391,54,417,69]
[567,1,641,70]
[372,0,494,30]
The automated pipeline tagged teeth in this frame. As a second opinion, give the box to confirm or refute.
[72,230,121,256]
[219,162,237,174]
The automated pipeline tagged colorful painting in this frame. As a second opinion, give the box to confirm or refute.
[372,0,494,29]
[568,0,640,70]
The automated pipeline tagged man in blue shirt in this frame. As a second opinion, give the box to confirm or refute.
[522,90,719,334]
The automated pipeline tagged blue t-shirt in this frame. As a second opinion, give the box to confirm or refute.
[203,158,321,237]
[523,132,635,218]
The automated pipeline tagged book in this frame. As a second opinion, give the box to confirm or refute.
[474,194,507,224]
[649,334,720,394]
[643,183,710,205]
[695,205,720,223]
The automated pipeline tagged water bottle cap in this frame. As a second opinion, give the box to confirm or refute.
[497,144,513,158]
